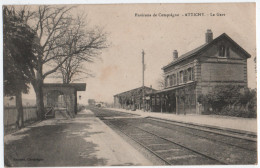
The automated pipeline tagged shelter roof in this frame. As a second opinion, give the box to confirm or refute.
[43,83,86,91]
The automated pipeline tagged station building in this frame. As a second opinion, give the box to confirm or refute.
[148,30,250,114]
[114,86,157,110]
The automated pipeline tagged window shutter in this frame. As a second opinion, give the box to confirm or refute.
[184,70,187,83]
[177,73,179,84]
[226,47,230,57]
[165,77,167,87]
[191,67,194,80]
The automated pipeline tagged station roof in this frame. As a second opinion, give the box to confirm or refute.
[162,33,251,70]
[147,81,196,95]
[43,83,86,91]
[114,86,157,97]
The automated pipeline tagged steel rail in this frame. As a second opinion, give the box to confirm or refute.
[147,117,257,140]
[141,119,257,152]
[104,120,172,165]
[108,119,226,165]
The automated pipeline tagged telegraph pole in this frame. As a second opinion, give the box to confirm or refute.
[142,50,145,111]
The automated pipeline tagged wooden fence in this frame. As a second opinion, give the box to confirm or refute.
[4,106,38,127]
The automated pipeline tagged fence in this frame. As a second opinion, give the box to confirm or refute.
[4,106,38,127]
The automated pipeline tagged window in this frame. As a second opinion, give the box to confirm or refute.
[179,71,184,83]
[187,67,194,81]
[184,70,188,83]
[156,95,160,105]
[219,45,230,57]
[219,45,226,57]
[161,96,165,105]
[152,97,155,105]
[185,95,189,104]
[169,75,173,86]
[173,74,177,85]
[191,94,196,105]
[165,76,169,87]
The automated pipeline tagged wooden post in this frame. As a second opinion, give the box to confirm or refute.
[27,103,29,121]
[142,50,145,112]
[6,104,9,127]
[160,95,162,113]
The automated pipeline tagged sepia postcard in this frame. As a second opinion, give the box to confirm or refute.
[1,2,258,167]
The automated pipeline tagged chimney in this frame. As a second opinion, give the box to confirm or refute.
[173,50,178,60]
[205,29,213,43]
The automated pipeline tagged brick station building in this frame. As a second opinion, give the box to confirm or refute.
[147,30,250,114]
[114,86,157,110]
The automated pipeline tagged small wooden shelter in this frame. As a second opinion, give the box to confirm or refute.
[42,83,86,118]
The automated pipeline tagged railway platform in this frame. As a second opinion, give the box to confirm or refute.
[106,108,257,134]
[4,109,152,167]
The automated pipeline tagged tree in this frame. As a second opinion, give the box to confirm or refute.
[198,85,241,113]
[198,85,256,117]
[16,5,108,119]
[3,6,41,128]
[53,15,107,84]
[156,73,166,90]
[238,88,256,112]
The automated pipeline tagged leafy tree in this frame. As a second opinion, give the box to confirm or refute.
[238,88,256,112]
[198,85,241,113]
[3,6,41,128]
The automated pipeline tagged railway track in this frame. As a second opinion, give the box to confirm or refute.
[126,118,257,152]
[104,119,225,165]
[90,108,257,165]
[147,117,257,140]
[90,108,137,118]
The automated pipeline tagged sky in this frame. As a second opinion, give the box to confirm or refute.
[20,3,256,104]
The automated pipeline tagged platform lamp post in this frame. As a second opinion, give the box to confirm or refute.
[142,49,145,112]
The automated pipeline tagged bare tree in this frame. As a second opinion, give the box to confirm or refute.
[157,73,166,90]
[55,57,96,84]
[53,15,107,84]
[16,5,108,119]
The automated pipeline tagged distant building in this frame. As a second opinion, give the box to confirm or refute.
[148,29,250,114]
[88,99,96,106]
[114,86,157,110]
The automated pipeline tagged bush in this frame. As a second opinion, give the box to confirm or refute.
[199,85,256,118]
[77,104,85,112]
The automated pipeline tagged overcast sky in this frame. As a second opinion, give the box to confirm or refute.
[22,3,256,104]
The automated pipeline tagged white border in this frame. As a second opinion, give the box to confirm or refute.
[0,1,259,168]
